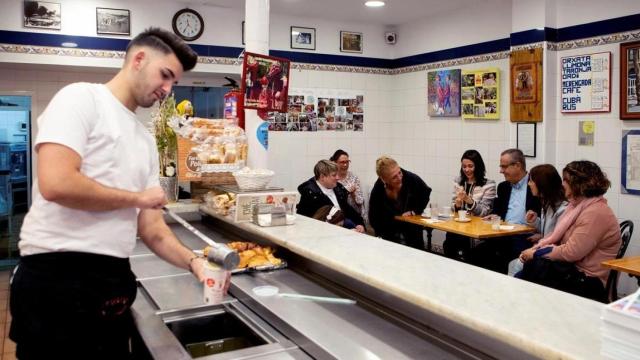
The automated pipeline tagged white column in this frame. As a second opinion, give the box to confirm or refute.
[245,0,270,169]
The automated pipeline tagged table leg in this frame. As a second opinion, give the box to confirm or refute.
[425,228,433,252]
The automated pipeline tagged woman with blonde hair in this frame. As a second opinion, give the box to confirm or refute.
[368,156,431,250]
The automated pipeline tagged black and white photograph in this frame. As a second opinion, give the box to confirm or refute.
[290,26,316,50]
[24,1,61,30]
[96,8,130,36]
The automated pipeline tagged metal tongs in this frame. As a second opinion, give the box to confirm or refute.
[162,207,240,270]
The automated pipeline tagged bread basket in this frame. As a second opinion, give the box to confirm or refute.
[232,169,275,191]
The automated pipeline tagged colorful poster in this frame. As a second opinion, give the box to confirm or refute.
[427,69,461,117]
[560,52,611,113]
[266,89,364,132]
[461,68,499,120]
[241,52,291,112]
[512,63,536,103]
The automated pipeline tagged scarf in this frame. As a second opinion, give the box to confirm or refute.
[536,196,604,248]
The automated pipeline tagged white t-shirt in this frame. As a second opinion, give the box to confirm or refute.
[19,83,159,258]
[316,180,340,209]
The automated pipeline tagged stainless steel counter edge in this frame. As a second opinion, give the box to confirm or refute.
[201,209,604,360]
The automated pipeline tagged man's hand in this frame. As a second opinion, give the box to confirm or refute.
[353,225,365,233]
[137,186,167,209]
[190,257,207,282]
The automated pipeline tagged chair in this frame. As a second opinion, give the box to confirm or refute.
[605,220,634,302]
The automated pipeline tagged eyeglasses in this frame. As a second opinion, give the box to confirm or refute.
[499,162,517,170]
[337,160,351,164]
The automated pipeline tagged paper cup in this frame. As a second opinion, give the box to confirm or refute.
[203,262,229,305]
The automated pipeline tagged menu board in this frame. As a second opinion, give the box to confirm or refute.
[235,191,298,222]
[560,52,611,113]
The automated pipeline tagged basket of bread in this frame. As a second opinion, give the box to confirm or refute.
[203,191,236,216]
[232,167,275,191]
[203,241,285,273]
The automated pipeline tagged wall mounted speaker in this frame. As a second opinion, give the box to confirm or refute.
[385,32,397,44]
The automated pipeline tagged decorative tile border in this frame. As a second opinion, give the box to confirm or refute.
[510,42,545,52]
[549,29,640,51]
[390,50,510,75]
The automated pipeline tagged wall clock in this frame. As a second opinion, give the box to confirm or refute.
[172,8,204,41]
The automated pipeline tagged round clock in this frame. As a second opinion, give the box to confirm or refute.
[172,8,204,41]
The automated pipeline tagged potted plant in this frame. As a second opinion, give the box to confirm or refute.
[151,94,179,202]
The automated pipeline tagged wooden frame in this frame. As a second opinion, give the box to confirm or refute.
[620,41,640,119]
[340,31,362,53]
[290,26,316,50]
[516,122,537,157]
[96,7,130,36]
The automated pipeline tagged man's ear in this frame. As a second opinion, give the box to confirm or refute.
[130,49,147,70]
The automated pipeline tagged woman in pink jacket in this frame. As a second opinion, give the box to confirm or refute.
[519,160,621,302]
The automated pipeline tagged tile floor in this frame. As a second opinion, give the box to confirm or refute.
[0,270,15,360]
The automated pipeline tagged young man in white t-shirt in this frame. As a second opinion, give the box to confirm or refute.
[9,28,208,359]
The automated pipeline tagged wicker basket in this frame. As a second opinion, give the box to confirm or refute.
[232,170,275,191]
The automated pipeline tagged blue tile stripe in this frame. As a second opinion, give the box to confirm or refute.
[1,12,639,69]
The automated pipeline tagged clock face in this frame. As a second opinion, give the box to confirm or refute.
[172,9,204,41]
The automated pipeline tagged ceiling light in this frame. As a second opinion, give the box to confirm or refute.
[61,42,78,48]
[365,1,385,7]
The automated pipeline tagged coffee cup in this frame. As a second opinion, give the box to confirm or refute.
[458,210,468,220]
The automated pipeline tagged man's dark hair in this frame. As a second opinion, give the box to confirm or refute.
[126,27,198,71]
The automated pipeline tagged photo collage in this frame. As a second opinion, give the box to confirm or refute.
[267,90,364,132]
[461,68,500,120]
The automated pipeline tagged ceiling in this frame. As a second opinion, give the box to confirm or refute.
[169,0,476,26]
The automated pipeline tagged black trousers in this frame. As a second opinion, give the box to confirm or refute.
[520,257,607,303]
[10,252,137,360]
[443,233,473,262]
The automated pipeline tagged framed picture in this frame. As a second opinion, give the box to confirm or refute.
[512,63,536,104]
[290,26,315,50]
[461,68,500,120]
[24,1,61,30]
[340,31,362,53]
[620,41,640,119]
[96,8,130,36]
[241,52,291,112]
[242,21,245,45]
[560,52,610,113]
[621,129,640,195]
[427,69,461,117]
[516,123,537,157]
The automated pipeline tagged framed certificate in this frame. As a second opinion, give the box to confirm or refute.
[516,123,537,157]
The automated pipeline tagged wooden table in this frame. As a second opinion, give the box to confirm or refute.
[395,215,535,252]
[601,256,640,285]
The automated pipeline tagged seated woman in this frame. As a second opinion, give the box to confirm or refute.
[519,161,621,303]
[369,156,431,250]
[507,164,568,276]
[330,149,367,223]
[443,150,496,262]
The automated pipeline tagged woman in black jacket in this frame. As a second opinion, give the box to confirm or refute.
[368,156,431,249]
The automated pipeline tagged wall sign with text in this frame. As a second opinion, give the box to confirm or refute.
[561,52,611,113]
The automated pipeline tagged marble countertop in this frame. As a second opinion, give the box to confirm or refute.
[203,212,604,359]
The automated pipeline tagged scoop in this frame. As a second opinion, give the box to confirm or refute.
[163,206,240,270]
[252,285,357,305]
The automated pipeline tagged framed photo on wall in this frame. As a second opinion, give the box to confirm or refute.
[290,26,315,50]
[620,41,640,119]
[427,69,461,117]
[340,31,362,53]
[24,1,61,30]
[96,8,130,36]
[512,63,536,104]
[516,122,537,157]
[241,52,291,112]
[622,129,640,195]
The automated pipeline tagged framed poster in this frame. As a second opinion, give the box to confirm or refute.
[512,63,536,103]
[461,68,499,120]
[290,26,315,50]
[620,41,640,119]
[340,31,362,53]
[241,52,291,112]
[621,129,640,195]
[24,1,60,30]
[517,123,536,157]
[427,69,461,117]
[560,52,611,113]
[96,8,130,36]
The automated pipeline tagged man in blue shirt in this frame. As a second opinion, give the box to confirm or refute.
[472,149,540,273]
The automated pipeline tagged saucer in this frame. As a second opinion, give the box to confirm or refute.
[454,217,471,223]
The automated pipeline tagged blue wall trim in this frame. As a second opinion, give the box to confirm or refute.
[1,12,640,70]
[392,38,510,69]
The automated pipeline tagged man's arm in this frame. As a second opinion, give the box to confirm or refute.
[138,208,206,281]
[37,143,165,211]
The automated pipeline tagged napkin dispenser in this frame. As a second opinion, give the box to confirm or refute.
[252,204,287,226]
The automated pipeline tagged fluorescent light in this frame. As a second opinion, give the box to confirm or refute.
[365,1,385,7]
[536,27,545,30]
[61,42,78,48]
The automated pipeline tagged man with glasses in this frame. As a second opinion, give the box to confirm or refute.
[471,149,540,273]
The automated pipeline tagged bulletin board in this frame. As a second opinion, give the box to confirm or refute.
[560,52,611,113]
[510,48,543,122]
[461,68,500,120]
